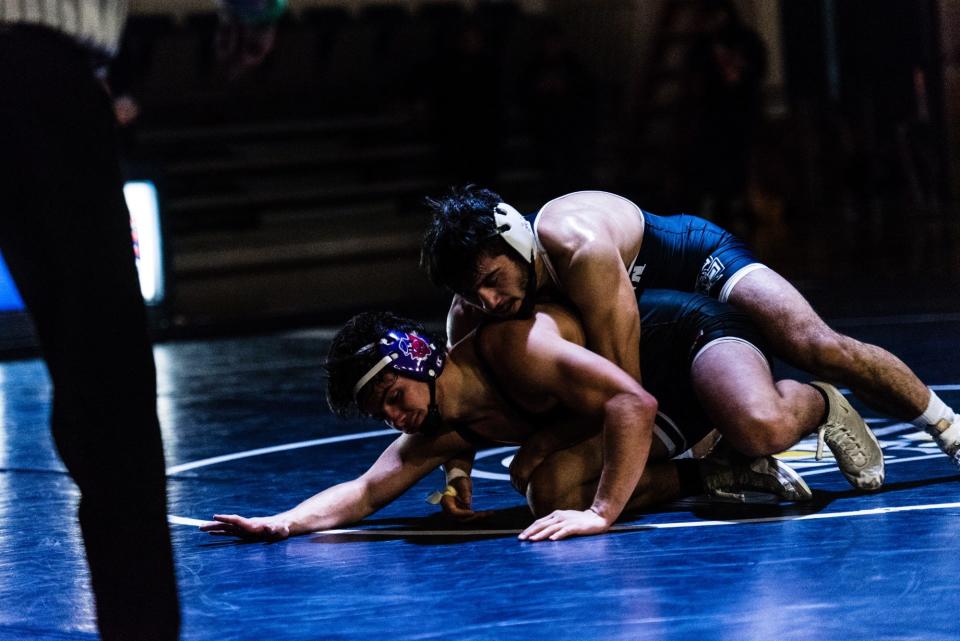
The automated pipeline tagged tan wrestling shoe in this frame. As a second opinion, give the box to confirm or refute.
[810,382,884,490]
[926,417,960,468]
[701,443,812,502]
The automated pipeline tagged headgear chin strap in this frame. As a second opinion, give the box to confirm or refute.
[492,202,537,317]
[352,330,446,435]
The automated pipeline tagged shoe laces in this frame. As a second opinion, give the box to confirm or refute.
[816,422,867,466]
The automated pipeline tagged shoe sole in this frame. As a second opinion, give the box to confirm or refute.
[928,419,960,468]
[752,457,813,501]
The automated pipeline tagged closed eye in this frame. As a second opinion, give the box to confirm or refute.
[470,268,499,295]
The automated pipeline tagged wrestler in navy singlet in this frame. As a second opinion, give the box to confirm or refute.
[525,203,763,304]
[466,288,769,457]
[637,289,769,455]
[631,212,760,301]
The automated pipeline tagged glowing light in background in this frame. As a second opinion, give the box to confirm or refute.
[0,181,164,315]
[0,252,25,313]
[123,180,165,305]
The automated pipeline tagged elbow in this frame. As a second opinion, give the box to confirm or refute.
[607,390,658,430]
[638,393,658,426]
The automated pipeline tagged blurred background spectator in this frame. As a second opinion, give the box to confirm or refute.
[682,0,767,237]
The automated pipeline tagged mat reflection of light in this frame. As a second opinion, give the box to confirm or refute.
[153,346,182,466]
[0,362,95,631]
[0,368,7,471]
[0,367,12,621]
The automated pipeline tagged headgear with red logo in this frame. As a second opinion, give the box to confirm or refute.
[351,329,446,434]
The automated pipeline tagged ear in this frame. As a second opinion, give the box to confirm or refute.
[493,203,535,263]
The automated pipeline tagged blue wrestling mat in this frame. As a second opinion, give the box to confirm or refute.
[1,315,959,640]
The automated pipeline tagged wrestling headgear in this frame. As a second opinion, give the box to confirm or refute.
[488,202,538,317]
[352,330,446,435]
[491,202,535,264]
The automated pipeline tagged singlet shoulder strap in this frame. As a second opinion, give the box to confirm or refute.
[530,197,647,286]
[625,207,647,279]
[527,211,561,288]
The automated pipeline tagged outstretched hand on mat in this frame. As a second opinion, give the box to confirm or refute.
[519,508,610,542]
[200,514,291,542]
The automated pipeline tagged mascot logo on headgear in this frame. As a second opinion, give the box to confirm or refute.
[397,333,432,364]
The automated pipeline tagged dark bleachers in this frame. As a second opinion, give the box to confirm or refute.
[115,2,562,330]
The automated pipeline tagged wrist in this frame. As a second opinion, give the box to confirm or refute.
[445,467,470,484]
[425,484,457,505]
[272,517,292,536]
[588,504,616,526]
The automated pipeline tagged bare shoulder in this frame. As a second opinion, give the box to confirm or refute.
[537,191,644,267]
[478,315,537,361]
[533,304,587,346]
[480,305,583,359]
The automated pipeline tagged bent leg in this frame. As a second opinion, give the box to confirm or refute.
[690,339,824,456]
[692,336,885,489]
[727,267,930,420]
[525,434,685,517]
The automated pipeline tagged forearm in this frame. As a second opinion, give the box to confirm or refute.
[590,393,656,523]
[563,246,643,382]
[589,321,641,383]
[274,479,375,535]
[603,340,641,384]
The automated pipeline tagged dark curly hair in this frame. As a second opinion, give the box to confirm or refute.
[420,185,515,296]
[324,311,441,419]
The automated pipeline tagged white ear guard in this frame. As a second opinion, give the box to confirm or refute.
[492,202,535,264]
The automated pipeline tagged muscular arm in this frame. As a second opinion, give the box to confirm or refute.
[561,242,643,383]
[481,314,657,537]
[201,430,469,539]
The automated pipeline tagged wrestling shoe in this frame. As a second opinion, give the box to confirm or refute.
[926,417,960,468]
[810,382,884,490]
[700,445,812,502]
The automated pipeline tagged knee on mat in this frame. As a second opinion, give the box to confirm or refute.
[526,467,563,517]
[526,467,590,517]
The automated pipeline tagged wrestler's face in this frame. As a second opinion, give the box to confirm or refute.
[360,373,430,435]
[469,252,528,317]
